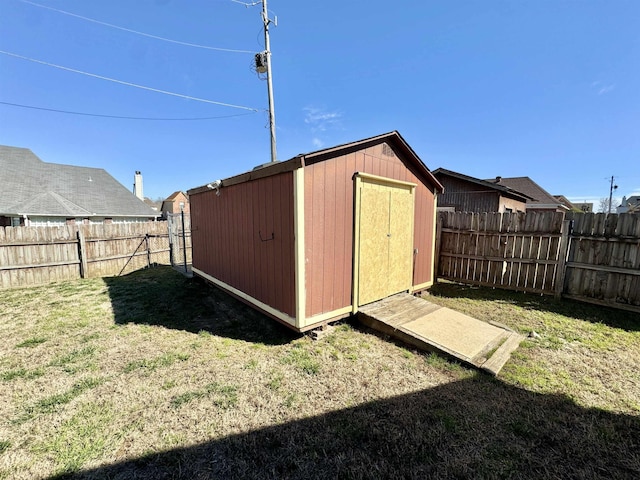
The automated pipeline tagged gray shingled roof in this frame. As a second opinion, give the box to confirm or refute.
[0,145,157,218]
[432,168,532,202]
[485,176,566,209]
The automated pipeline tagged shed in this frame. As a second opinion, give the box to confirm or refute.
[187,131,444,332]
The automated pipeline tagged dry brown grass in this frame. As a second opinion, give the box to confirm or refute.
[0,267,638,479]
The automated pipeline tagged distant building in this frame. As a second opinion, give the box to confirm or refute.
[617,196,640,214]
[161,191,190,218]
[432,168,529,213]
[553,195,576,211]
[486,177,568,213]
[574,202,593,213]
[0,145,158,227]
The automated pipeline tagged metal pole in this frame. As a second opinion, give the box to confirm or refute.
[608,176,617,215]
[262,0,277,162]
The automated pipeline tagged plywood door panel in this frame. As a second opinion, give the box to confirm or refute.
[388,189,414,295]
[358,188,390,305]
[356,176,415,306]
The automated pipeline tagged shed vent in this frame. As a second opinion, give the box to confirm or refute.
[382,144,394,157]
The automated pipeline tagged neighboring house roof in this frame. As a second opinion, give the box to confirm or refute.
[161,191,189,214]
[553,195,576,210]
[164,191,187,202]
[432,168,531,202]
[619,195,640,213]
[486,176,568,211]
[0,145,157,218]
[189,131,444,194]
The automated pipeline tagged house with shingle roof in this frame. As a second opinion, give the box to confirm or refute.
[617,196,640,214]
[432,168,531,213]
[0,145,158,227]
[160,191,189,218]
[486,176,568,213]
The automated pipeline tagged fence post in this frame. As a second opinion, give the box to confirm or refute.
[167,216,175,266]
[145,233,151,268]
[434,213,443,283]
[77,229,88,279]
[181,210,188,273]
[554,219,572,299]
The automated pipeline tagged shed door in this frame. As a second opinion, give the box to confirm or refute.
[354,174,415,307]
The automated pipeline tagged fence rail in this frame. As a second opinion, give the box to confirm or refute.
[0,222,173,289]
[436,211,640,313]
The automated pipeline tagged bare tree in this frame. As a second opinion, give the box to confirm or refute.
[597,197,620,213]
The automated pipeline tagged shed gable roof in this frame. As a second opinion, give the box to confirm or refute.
[0,145,157,218]
[189,131,443,194]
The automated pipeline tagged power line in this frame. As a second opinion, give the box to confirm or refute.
[17,0,254,54]
[231,1,261,6]
[0,50,260,112]
[0,101,258,121]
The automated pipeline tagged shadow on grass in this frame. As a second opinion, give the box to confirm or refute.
[49,375,640,480]
[428,282,640,332]
[104,265,295,345]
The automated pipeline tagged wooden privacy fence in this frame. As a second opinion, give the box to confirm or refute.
[563,212,640,311]
[436,211,640,313]
[0,222,173,289]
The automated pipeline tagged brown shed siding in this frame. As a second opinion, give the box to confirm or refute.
[191,172,296,317]
[304,142,437,318]
[413,182,437,287]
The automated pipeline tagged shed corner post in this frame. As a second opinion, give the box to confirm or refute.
[293,166,306,329]
[351,174,364,314]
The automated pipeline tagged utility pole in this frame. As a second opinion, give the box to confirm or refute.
[262,0,277,163]
[608,175,618,215]
[237,0,277,163]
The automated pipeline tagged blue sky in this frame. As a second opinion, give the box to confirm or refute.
[1,0,638,206]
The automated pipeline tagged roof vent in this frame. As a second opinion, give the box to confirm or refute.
[495,176,502,183]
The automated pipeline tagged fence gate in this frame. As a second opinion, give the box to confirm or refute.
[166,212,192,273]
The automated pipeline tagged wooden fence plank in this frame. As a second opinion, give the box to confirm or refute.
[1,222,183,289]
[436,212,640,312]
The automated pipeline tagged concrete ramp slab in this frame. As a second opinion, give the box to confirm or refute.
[357,293,523,375]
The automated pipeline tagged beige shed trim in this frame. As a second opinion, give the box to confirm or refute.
[293,167,306,329]
[300,306,353,331]
[192,267,296,328]
[354,172,417,189]
[410,280,434,293]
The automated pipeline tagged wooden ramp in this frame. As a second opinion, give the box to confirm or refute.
[357,293,524,375]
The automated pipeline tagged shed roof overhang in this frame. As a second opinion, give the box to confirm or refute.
[188,131,444,195]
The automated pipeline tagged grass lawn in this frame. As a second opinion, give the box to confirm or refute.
[0,266,638,479]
